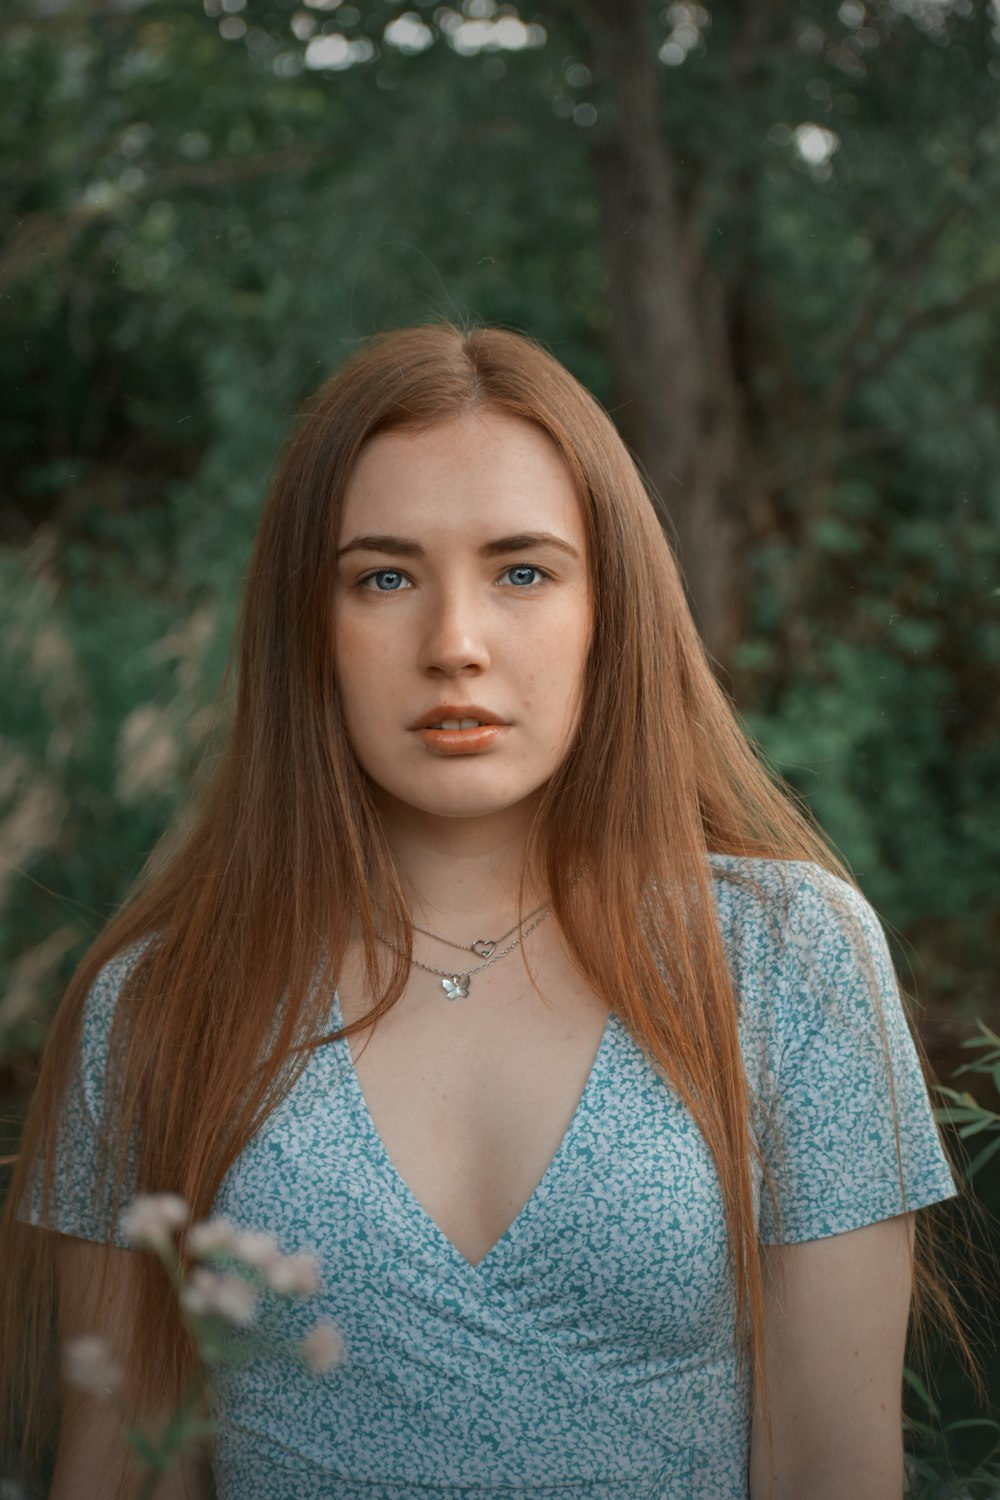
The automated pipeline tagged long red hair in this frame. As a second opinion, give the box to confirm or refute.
[0,321,980,1489]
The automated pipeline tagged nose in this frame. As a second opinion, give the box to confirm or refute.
[416,581,491,678]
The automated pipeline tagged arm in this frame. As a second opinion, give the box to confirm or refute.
[749,1212,915,1500]
[50,1234,211,1500]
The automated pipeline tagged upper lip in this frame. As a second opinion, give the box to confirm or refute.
[410,704,508,730]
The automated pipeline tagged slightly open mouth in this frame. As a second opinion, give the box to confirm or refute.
[413,722,507,753]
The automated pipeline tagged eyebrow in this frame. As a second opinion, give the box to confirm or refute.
[335,531,581,561]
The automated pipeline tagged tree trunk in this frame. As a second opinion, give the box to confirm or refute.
[577,0,750,664]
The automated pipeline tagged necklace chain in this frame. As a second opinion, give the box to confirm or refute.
[405,899,550,957]
[372,906,551,1001]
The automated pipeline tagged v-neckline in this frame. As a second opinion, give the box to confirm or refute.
[331,990,616,1274]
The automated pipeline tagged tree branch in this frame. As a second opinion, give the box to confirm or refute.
[748,422,902,498]
[856,271,1000,387]
[0,146,330,292]
[816,201,967,370]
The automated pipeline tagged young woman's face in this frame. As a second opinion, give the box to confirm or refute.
[332,410,592,826]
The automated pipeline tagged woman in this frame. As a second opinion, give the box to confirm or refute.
[0,322,971,1498]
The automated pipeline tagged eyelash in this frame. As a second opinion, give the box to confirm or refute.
[355,565,553,594]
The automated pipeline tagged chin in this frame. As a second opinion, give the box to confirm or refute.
[414,793,535,821]
[373,776,545,823]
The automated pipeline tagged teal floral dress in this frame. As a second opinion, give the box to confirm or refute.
[26,857,959,1497]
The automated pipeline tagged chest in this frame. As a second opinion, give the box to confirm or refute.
[215,973,741,1376]
[209,938,757,1492]
[335,940,613,1267]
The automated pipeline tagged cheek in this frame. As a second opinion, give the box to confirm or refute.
[519,603,590,713]
[546,599,592,683]
[559,609,593,730]
[333,634,381,740]
[333,613,398,691]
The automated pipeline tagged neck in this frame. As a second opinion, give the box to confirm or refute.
[371,795,548,934]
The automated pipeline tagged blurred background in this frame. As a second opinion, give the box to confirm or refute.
[1,0,999,1487]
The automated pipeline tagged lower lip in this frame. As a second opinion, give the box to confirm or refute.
[414,725,507,755]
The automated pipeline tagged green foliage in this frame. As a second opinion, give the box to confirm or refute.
[936,1022,1000,1179]
[2,1,996,1019]
[1,0,998,1478]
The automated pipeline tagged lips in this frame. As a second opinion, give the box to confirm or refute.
[410,704,507,731]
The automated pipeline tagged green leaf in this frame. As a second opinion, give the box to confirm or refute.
[962,1134,1000,1180]
[903,1366,941,1419]
[933,1087,980,1105]
[958,1033,1000,1053]
[934,1107,986,1125]
[125,1427,166,1467]
[957,1116,1000,1139]
[949,1059,1000,1078]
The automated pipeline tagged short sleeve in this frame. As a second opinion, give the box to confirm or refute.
[758,866,959,1245]
[18,944,147,1247]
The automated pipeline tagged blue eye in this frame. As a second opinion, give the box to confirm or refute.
[356,565,546,593]
[361,570,409,592]
[502,565,546,588]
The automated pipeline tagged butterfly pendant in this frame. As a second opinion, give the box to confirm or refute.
[442,974,471,1001]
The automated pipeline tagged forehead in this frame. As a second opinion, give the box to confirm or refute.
[338,410,586,544]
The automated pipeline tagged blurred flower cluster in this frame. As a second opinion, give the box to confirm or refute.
[61,1194,345,1488]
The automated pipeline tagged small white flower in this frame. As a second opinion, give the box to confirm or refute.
[120,1193,189,1252]
[180,1268,259,1327]
[263,1250,321,1296]
[179,1271,214,1319]
[300,1319,345,1374]
[62,1335,124,1397]
[230,1228,280,1268]
[187,1216,239,1258]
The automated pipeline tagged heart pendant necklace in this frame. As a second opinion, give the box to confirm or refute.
[372,903,551,1000]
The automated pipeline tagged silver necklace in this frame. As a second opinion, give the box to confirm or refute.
[406,899,550,959]
[373,906,551,1001]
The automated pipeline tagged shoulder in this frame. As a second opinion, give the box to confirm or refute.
[707,852,879,950]
[705,851,817,963]
[75,934,159,1087]
[83,934,158,1018]
[705,854,893,1030]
